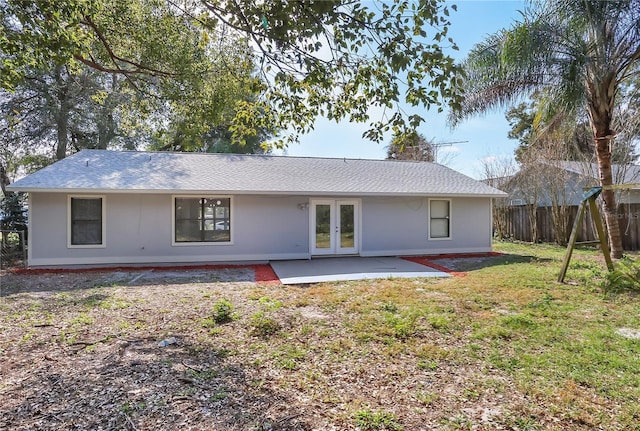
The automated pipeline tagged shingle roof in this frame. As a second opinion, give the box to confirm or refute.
[7,150,506,197]
[552,161,640,185]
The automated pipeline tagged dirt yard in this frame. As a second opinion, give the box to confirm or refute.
[1,251,630,430]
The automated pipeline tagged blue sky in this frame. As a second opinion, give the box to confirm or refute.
[275,0,527,179]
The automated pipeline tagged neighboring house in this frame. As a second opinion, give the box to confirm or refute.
[501,161,640,207]
[7,150,506,267]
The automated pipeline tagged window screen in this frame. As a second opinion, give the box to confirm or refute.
[71,197,103,245]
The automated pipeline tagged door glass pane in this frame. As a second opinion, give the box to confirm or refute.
[340,204,355,248]
[315,204,331,248]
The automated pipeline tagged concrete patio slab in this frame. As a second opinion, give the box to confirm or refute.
[270,256,450,285]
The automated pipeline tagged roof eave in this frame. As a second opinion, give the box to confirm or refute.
[6,186,506,198]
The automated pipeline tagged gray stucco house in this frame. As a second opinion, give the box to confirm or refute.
[7,150,506,267]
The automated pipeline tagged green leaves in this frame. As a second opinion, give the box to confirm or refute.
[2,0,463,147]
[202,0,462,143]
[0,0,96,91]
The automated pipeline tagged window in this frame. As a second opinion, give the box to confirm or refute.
[174,197,231,243]
[69,196,105,247]
[429,199,450,239]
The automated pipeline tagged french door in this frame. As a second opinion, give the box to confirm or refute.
[311,199,359,255]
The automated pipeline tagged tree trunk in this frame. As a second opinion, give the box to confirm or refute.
[594,136,623,258]
[588,73,624,259]
[0,162,10,196]
[54,66,70,160]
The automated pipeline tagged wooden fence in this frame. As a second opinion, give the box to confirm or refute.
[497,203,640,251]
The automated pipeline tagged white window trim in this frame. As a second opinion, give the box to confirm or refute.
[428,198,452,241]
[171,195,234,246]
[67,194,107,249]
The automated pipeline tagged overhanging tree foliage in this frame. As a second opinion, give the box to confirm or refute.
[1,0,463,146]
[450,0,640,259]
[386,131,435,162]
[1,0,268,165]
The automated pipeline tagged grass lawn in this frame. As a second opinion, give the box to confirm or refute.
[0,241,639,430]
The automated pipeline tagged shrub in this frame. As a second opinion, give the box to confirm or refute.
[203,299,234,327]
[355,408,402,431]
[249,310,280,337]
[604,259,640,295]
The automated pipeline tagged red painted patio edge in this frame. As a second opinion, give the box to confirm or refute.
[402,252,503,277]
[8,252,501,282]
[10,263,282,285]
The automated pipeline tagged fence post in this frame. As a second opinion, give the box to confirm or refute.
[19,229,26,268]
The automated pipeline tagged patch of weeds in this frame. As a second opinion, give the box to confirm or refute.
[385,313,418,340]
[380,302,398,313]
[413,343,450,361]
[427,315,450,331]
[461,387,480,400]
[383,342,406,358]
[355,408,402,431]
[58,330,76,345]
[257,296,283,311]
[500,314,537,330]
[69,313,94,327]
[208,327,224,336]
[471,324,513,341]
[203,299,235,327]
[209,390,228,401]
[186,368,218,380]
[299,324,313,337]
[249,311,280,337]
[120,401,146,414]
[416,390,439,405]
[71,293,110,310]
[417,359,439,371]
[211,298,235,323]
[327,337,356,354]
[440,414,473,430]
[487,350,520,371]
[463,296,498,312]
[526,293,554,310]
[99,297,132,310]
[20,331,34,343]
[603,258,640,296]
[510,415,541,430]
[273,345,307,370]
[176,387,196,397]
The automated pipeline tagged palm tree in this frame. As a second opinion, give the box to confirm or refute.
[450,0,640,259]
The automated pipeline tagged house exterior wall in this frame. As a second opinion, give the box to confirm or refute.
[360,196,492,256]
[29,193,311,266]
[28,192,494,267]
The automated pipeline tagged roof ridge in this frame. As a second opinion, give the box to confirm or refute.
[75,148,443,165]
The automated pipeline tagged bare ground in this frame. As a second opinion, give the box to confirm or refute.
[0,264,556,430]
